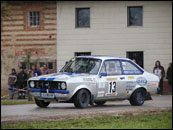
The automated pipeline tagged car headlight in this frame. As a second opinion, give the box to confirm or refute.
[61,82,66,90]
[30,81,35,88]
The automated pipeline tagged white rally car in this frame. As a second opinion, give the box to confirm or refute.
[28,56,159,108]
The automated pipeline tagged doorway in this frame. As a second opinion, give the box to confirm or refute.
[126,51,144,68]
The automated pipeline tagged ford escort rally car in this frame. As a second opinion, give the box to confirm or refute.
[28,56,159,108]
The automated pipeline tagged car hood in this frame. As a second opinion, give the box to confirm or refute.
[28,72,97,82]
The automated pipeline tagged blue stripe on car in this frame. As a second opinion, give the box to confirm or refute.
[47,78,55,81]
[39,77,55,81]
[28,88,69,94]
[39,78,47,81]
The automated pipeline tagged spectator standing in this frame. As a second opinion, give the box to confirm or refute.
[40,66,44,75]
[153,60,165,95]
[17,67,28,99]
[30,65,41,77]
[28,65,41,101]
[8,68,17,99]
[41,64,50,75]
[132,59,136,63]
[166,63,172,94]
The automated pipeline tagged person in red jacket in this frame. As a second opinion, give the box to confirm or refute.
[41,64,50,75]
[153,60,165,95]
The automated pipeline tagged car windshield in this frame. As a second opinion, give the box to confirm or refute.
[60,58,102,74]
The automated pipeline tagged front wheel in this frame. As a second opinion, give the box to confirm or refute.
[129,89,146,106]
[34,98,50,108]
[73,89,90,108]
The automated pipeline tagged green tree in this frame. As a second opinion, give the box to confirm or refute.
[23,51,32,71]
[1,1,11,19]
[22,50,40,101]
[23,50,40,77]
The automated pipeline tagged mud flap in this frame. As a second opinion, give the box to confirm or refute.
[89,95,95,106]
[145,92,152,100]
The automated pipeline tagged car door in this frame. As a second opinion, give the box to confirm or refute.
[97,60,126,100]
[120,60,145,97]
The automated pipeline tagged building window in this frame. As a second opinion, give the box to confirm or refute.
[127,6,143,26]
[39,62,45,67]
[28,11,40,26]
[126,51,144,68]
[74,52,91,56]
[29,63,34,69]
[76,8,90,28]
[48,62,53,69]
[21,62,26,70]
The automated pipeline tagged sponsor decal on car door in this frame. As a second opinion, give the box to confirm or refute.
[98,60,126,99]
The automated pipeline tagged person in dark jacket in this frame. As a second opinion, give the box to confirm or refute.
[153,60,165,95]
[17,67,28,99]
[8,68,17,99]
[166,63,172,94]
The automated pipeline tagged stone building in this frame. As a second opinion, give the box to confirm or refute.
[1,1,57,96]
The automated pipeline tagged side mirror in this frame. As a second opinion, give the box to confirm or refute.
[100,73,107,78]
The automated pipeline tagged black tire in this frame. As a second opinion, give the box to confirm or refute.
[34,98,50,108]
[129,89,146,106]
[95,101,106,106]
[73,89,90,108]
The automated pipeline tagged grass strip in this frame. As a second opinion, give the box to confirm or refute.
[1,100,34,105]
[1,112,172,129]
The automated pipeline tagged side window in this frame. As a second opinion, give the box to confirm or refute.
[104,60,122,75]
[121,61,142,74]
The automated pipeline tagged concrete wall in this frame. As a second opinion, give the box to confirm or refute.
[56,1,172,74]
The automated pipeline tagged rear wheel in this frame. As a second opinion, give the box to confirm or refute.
[129,89,146,106]
[73,89,90,108]
[34,98,50,108]
[95,101,106,106]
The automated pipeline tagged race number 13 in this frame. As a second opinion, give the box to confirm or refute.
[109,81,116,93]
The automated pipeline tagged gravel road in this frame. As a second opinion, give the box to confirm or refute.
[1,95,172,124]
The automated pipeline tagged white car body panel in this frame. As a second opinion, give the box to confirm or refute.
[28,56,159,103]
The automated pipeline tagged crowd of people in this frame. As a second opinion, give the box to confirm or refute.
[8,64,51,99]
[7,60,172,99]
[153,61,172,95]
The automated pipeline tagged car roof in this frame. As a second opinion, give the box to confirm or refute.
[76,55,131,61]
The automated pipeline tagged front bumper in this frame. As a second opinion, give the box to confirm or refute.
[27,88,70,101]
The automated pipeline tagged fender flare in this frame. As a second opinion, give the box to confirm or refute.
[70,85,92,100]
[131,85,148,96]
